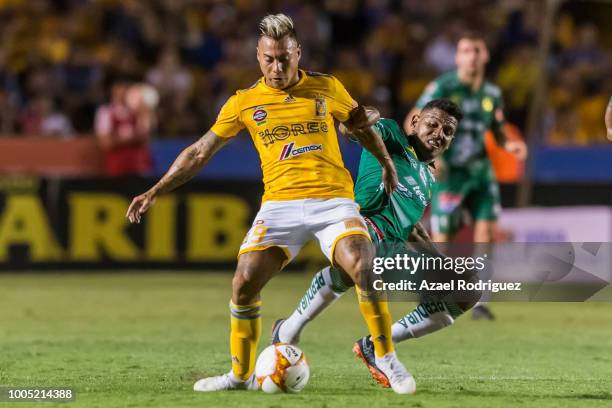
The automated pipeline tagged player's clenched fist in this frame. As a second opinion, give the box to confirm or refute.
[343,105,380,133]
[126,191,157,224]
[504,139,528,161]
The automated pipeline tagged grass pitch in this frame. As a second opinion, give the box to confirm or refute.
[1,272,611,408]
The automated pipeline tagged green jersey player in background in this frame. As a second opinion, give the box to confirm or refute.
[405,32,527,320]
[272,99,481,389]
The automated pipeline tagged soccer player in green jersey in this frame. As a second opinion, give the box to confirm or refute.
[405,32,527,320]
[272,99,480,389]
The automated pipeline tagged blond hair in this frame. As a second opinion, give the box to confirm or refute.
[259,14,297,40]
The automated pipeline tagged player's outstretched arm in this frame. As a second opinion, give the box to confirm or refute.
[126,130,228,223]
[495,126,527,161]
[343,105,398,194]
[491,101,528,161]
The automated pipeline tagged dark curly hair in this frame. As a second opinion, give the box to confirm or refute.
[422,98,463,122]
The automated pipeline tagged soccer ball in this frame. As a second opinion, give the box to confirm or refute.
[255,344,310,393]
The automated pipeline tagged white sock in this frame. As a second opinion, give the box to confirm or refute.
[278,266,350,343]
[375,350,397,365]
[228,371,244,383]
[391,301,463,343]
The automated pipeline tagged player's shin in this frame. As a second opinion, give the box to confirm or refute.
[229,300,262,380]
[279,266,351,343]
[391,300,464,342]
[356,286,394,357]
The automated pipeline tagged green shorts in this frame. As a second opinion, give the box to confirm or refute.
[430,163,501,235]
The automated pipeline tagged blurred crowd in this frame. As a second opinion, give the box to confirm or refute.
[0,0,609,145]
[546,15,610,145]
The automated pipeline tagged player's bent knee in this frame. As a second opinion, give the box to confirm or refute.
[474,221,495,243]
[231,264,265,305]
[232,271,260,305]
[474,232,493,243]
[231,248,287,304]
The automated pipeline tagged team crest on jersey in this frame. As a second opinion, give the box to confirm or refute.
[482,97,494,112]
[315,97,327,117]
[253,107,267,125]
[279,142,322,160]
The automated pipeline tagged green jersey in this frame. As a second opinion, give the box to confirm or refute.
[354,118,436,242]
[415,70,505,170]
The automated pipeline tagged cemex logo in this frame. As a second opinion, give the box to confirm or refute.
[279,142,322,161]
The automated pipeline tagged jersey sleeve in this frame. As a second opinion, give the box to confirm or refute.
[415,80,446,109]
[374,118,401,142]
[330,76,357,123]
[210,95,244,138]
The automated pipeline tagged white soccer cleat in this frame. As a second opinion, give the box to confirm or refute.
[193,372,259,392]
[375,352,417,394]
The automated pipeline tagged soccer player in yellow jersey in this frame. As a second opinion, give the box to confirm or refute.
[126,14,416,394]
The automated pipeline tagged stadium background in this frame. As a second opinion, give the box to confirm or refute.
[0,0,610,270]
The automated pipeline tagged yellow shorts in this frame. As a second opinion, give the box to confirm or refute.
[239,198,370,264]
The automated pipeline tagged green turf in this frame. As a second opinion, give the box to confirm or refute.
[1,272,611,407]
